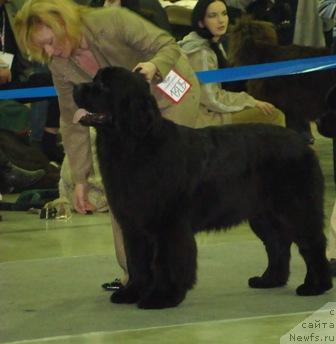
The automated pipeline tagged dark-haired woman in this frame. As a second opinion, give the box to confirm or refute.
[178,0,285,128]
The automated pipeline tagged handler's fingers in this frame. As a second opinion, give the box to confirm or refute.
[84,200,96,212]
[132,62,156,82]
[263,104,275,116]
[256,101,275,116]
[132,63,145,75]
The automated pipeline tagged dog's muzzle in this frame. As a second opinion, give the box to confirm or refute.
[73,108,108,126]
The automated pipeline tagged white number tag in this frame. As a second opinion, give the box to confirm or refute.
[156,69,191,103]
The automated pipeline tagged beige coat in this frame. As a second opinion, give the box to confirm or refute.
[178,32,285,128]
[49,7,200,183]
[179,32,257,127]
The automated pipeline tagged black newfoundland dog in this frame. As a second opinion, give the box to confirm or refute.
[73,66,332,309]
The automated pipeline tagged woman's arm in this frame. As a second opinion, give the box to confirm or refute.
[102,7,181,80]
[188,48,257,113]
[50,65,93,185]
[50,67,95,213]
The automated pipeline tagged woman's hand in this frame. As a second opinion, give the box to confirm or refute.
[255,100,275,116]
[132,62,158,82]
[73,183,96,214]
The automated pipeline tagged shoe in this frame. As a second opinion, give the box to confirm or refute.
[330,259,336,277]
[0,163,46,193]
[101,278,123,291]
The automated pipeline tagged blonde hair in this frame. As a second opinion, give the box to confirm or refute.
[14,0,93,63]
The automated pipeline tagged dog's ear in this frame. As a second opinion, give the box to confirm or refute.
[119,93,161,138]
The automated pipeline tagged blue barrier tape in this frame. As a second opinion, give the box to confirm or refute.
[1,55,336,100]
[0,86,56,100]
[196,55,336,84]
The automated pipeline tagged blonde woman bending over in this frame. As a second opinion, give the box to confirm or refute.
[15,0,201,291]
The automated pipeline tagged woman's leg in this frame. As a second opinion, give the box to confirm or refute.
[230,107,286,126]
[195,106,285,129]
[110,212,129,285]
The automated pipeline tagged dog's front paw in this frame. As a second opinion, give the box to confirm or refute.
[248,276,287,289]
[110,287,140,304]
[296,281,333,296]
[137,290,185,309]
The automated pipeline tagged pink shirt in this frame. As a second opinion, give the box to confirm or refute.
[72,39,100,76]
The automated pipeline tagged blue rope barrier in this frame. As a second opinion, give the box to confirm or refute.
[196,55,336,84]
[1,55,336,100]
[0,86,56,100]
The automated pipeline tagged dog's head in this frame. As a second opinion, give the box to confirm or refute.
[228,16,278,65]
[73,66,161,137]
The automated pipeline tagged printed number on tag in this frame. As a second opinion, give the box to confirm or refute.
[156,70,191,103]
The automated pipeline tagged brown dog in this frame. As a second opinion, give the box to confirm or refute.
[228,16,336,143]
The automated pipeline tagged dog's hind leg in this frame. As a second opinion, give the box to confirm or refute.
[287,188,332,295]
[137,219,197,309]
[248,215,292,289]
[111,230,153,305]
[295,232,332,296]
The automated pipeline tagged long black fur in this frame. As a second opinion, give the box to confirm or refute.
[73,66,332,309]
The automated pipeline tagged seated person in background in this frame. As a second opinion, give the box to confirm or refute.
[0,147,45,194]
[178,0,285,128]
[0,0,63,164]
[103,0,171,32]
